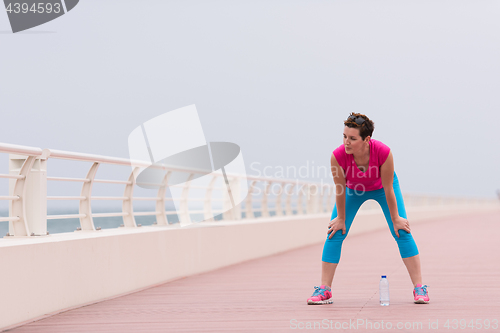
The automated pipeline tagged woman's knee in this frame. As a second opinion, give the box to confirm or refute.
[394,232,418,252]
[390,228,413,240]
[322,240,342,263]
[326,230,348,242]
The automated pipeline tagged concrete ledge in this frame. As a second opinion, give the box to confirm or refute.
[1,204,498,330]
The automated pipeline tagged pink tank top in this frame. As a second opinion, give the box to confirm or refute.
[332,139,391,191]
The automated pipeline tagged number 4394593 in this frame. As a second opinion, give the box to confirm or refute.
[444,319,498,330]
[5,3,61,14]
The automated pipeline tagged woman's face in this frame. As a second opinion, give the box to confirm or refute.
[343,126,369,155]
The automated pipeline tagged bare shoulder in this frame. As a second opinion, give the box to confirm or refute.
[330,153,345,183]
[382,150,393,165]
[380,151,394,185]
[331,153,340,166]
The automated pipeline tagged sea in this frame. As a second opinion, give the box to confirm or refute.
[0,209,270,236]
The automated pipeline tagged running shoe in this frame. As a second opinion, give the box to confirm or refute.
[307,285,333,305]
[413,284,430,304]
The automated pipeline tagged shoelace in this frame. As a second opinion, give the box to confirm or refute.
[311,286,322,296]
[311,286,330,297]
[414,285,429,296]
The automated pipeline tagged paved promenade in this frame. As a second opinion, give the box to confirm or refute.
[8,210,500,333]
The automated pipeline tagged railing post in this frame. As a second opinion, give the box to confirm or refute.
[245,180,258,219]
[222,176,234,221]
[297,184,304,215]
[203,175,218,222]
[261,181,271,217]
[9,154,45,236]
[315,184,322,213]
[122,167,139,228]
[284,183,295,215]
[179,173,194,227]
[274,182,283,217]
[327,185,334,212]
[155,171,172,226]
[222,177,242,221]
[79,162,99,231]
[307,184,319,214]
[319,185,327,213]
[315,184,321,213]
[231,177,243,220]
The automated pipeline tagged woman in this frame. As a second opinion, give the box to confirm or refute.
[307,113,429,305]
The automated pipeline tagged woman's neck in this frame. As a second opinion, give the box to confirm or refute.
[353,142,370,162]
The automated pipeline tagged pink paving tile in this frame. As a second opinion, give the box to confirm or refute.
[7,210,500,333]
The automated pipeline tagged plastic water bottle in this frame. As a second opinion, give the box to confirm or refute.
[379,275,390,306]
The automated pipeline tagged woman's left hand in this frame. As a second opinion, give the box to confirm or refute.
[392,216,411,238]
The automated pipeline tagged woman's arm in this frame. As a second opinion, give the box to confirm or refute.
[380,151,411,237]
[331,153,346,219]
[328,153,347,238]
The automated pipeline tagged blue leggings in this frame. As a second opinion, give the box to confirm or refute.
[322,172,419,263]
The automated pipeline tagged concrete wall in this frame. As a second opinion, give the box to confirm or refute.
[1,204,498,330]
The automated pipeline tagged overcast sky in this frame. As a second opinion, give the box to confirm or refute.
[1,0,499,201]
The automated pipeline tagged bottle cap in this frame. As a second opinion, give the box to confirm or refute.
[381,275,387,278]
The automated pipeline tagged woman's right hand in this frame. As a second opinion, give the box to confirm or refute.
[327,217,346,239]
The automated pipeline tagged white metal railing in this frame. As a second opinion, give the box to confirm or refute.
[0,142,497,237]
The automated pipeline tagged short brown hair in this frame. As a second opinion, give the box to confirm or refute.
[343,113,374,141]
